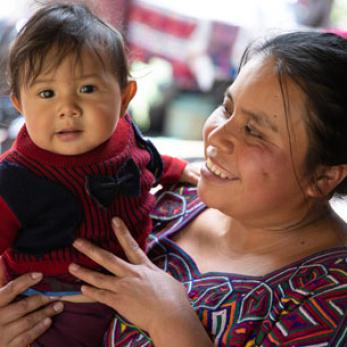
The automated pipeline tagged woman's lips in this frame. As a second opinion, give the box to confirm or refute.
[201,158,239,183]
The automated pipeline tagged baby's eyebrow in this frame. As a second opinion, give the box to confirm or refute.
[26,79,54,90]
[28,73,102,87]
[76,73,100,80]
[29,78,54,86]
[224,90,278,133]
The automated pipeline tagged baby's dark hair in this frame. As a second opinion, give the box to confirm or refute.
[240,31,347,197]
[8,2,129,98]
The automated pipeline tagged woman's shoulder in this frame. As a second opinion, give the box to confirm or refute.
[149,183,205,236]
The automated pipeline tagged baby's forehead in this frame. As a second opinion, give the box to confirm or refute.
[22,48,112,84]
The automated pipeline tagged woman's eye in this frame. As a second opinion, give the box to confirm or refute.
[80,85,96,93]
[222,104,233,117]
[245,123,262,138]
[39,90,54,98]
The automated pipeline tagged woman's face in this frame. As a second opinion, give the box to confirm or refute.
[199,56,312,228]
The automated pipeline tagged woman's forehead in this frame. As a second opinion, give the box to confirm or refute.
[230,56,307,125]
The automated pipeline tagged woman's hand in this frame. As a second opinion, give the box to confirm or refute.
[69,218,189,333]
[69,218,212,346]
[0,273,64,347]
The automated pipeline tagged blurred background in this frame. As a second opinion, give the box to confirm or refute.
[0,0,346,219]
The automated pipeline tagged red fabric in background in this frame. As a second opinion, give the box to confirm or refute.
[127,1,198,88]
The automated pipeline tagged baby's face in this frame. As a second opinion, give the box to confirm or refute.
[12,50,124,155]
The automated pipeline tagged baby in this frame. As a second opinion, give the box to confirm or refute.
[0,3,198,346]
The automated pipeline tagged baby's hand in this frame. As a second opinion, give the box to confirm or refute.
[179,162,201,185]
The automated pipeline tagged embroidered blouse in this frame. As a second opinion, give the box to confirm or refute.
[105,184,347,347]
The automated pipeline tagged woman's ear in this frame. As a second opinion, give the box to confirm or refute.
[120,80,137,116]
[10,94,22,114]
[306,164,347,198]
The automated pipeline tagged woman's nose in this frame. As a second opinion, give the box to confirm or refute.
[207,120,235,153]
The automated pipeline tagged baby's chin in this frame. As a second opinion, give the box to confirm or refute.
[41,144,92,156]
[32,136,99,156]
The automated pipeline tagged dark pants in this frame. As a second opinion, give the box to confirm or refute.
[31,301,114,347]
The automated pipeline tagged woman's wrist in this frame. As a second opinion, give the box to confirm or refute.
[148,304,212,347]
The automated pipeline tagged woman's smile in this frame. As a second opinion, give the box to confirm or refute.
[205,158,233,179]
[201,158,239,184]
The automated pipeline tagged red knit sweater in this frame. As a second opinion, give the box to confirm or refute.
[0,115,186,284]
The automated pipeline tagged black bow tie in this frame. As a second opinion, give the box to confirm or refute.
[86,158,141,208]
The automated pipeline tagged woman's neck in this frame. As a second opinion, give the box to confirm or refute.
[221,203,347,257]
[174,204,347,276]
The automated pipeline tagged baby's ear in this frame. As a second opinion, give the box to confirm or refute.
[305,164,347,198]
[10,94,22,114]
[120,80,137,116]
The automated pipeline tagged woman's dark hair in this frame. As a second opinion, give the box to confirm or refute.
[8,2,130,98]
[240,31,347,197]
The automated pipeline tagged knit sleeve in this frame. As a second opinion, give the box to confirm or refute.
[0,195,20,253]
[159,155,187,186]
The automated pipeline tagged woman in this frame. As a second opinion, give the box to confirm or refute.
[1,31,347,346]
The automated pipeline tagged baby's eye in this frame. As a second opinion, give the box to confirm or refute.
[245,123,262,138]
[80,85,96,93]
[39,90,54,98]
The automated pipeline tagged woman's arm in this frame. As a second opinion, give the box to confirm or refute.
[69,218,212,347]
[0,272,63,347]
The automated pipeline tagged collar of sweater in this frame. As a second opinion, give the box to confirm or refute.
[13,115,133,168]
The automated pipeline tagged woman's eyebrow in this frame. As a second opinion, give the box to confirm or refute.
[241,108,279,133]
[224,90,278,133]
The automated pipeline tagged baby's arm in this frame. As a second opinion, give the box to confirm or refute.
[0,195,20,254]
[0,196,20,286]
[160,155,200,186]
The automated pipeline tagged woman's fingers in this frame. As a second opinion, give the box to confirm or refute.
[1,294,56,325]
[68,266,122,311]
[69,263,117,291]
[72,218,151,278]
[0,272,43,307]
[0,272,64,346]
[111,218,150,265]
[80,285,116,309]
[8,317,52,347]
[0,273,64,346]
[72,238,130,277]
[6,300,63,340]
